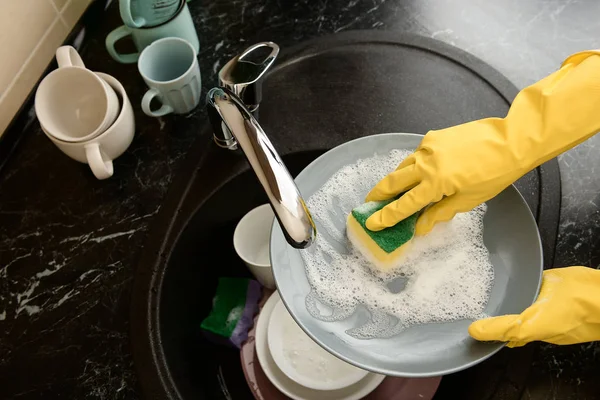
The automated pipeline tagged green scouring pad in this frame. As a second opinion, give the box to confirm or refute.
[346,196,419,271]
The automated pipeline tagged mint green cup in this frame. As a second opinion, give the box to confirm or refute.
[138,37,201,116]
[106,0,199,64]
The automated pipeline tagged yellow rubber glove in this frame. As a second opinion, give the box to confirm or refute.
[365,50,600,235]
[468,267,600,347]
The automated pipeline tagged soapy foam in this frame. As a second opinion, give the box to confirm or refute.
[300,149,494,339]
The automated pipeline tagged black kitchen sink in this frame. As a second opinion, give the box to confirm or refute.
[130,31,561,400]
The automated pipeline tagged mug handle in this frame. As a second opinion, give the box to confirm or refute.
[85,143,114,180]
[56,45,85,68]
[105,25,139,64]
[141,88,174,117]
[119,0,145,28]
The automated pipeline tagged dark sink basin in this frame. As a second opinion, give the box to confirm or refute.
[130,137,542,400]
[131,31,561,400]
[131,145,326,400]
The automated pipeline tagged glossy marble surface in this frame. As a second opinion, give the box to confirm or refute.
[0,0,599,399]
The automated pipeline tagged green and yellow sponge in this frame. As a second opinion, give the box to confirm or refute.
[346,197,418,272]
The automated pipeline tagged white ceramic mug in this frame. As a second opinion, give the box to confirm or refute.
[137,36,201,116]
[35,46,119,143]
[41,73,135,180]
[233,204,276,289]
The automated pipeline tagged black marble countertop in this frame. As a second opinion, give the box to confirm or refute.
[1,0,599,399]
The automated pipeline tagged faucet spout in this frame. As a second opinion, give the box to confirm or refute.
[206,87,316,249]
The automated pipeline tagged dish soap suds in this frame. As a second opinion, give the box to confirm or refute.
[300,149,494,339]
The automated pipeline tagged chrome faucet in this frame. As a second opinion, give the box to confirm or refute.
[206,42,316,249]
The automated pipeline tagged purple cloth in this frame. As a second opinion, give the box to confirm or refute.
[230,279,262,349]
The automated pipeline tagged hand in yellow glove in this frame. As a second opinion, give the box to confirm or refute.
[365,50,600,235]
[468,267,600,347]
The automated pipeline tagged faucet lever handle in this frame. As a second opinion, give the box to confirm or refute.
[218,42,280,112]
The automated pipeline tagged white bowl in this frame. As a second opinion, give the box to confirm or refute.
[267,299,370,391]
[255,291,385,400]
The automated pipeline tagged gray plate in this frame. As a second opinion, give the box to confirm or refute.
[270,133,543,377]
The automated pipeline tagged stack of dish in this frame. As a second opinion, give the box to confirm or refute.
[240,291,442,400]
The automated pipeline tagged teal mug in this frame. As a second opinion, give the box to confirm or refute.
[119,0,180,28]
[106,0,199,64]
